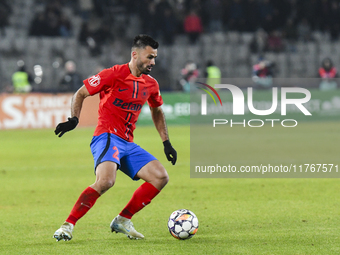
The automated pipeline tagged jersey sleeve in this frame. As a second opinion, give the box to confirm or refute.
[147,79,163,108]
[83,68,114,95]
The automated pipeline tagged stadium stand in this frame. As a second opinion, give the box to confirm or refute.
[0,0,340,92]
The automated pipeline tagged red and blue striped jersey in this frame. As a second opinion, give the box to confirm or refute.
[84,63,163,142]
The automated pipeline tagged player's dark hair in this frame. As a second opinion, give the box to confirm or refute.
[132,34,159,50]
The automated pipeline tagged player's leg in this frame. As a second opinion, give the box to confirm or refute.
[90,161,118,195]
[54,162,118,241]
[119,160,168,218]
[54,133,123,241]
[110,141,168,239]
[135,160,169,190]
[111,160,168,239]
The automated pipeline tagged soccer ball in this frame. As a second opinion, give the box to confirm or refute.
[167,209,199,240]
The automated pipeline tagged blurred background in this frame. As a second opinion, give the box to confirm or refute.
[1,0,340,93]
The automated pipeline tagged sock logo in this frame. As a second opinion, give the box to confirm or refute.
[81,203,91,209]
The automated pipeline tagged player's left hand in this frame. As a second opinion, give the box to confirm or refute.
[54,116,79,137]
[163,140,177,165]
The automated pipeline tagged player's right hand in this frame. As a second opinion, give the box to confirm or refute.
[54,117,79,137]
[163,140,177,165]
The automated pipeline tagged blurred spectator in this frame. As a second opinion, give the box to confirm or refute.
[79,21,90,43]
[271,0,291,29]
[318,57,338,91]
[267,30,284,53]
[93,21,112,45]
[179,61,199,92]
[228,0,246,31]
[319,0,331,32]
[183,9,203,44]
[162,8,176,45]
[139,1,157,39]
[29,2,72,37]
[204,0,223,32]
[258,0,275,32]
[252,57,275,89]
[59,60,82,92]
[245,0,260,32]
[282,18,298,42]
[297,18,313,42]
[155,0,172,41]
[204,60,221,88]
[282,18,298,52]
[0,0,11,36]
[249,28,268,54]
[287,0,299,27]
[45,9,62,36]
[299,0,319,30]
[12,60,33,93]
[46,1,62,17]
[92,0,109,17]
[78,21,112,56]
[79,0,93,22]
[29,12,48,36]
[188,0,202,12]
[59,14,72,37]
[328,0,340,41]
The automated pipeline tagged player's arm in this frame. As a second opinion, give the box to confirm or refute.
[54,85,91,137]
[71,85,91,119]
[150,106,177,165]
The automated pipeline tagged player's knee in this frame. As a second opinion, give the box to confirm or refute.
[104,178,115,189]
[97,178,115,193]
[158,170,169,188]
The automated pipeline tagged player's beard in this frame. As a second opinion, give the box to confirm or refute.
[137,59,152,75]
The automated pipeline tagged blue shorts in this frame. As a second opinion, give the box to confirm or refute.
[90,133,157,180]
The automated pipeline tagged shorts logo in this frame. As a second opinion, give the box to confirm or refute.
[88,75,101,87]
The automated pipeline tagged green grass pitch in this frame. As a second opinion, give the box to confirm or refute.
[0,123,340,254]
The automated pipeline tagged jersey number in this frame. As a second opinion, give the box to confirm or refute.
[112,146,119,160]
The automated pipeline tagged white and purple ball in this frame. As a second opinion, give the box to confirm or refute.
[167,209,199,240]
